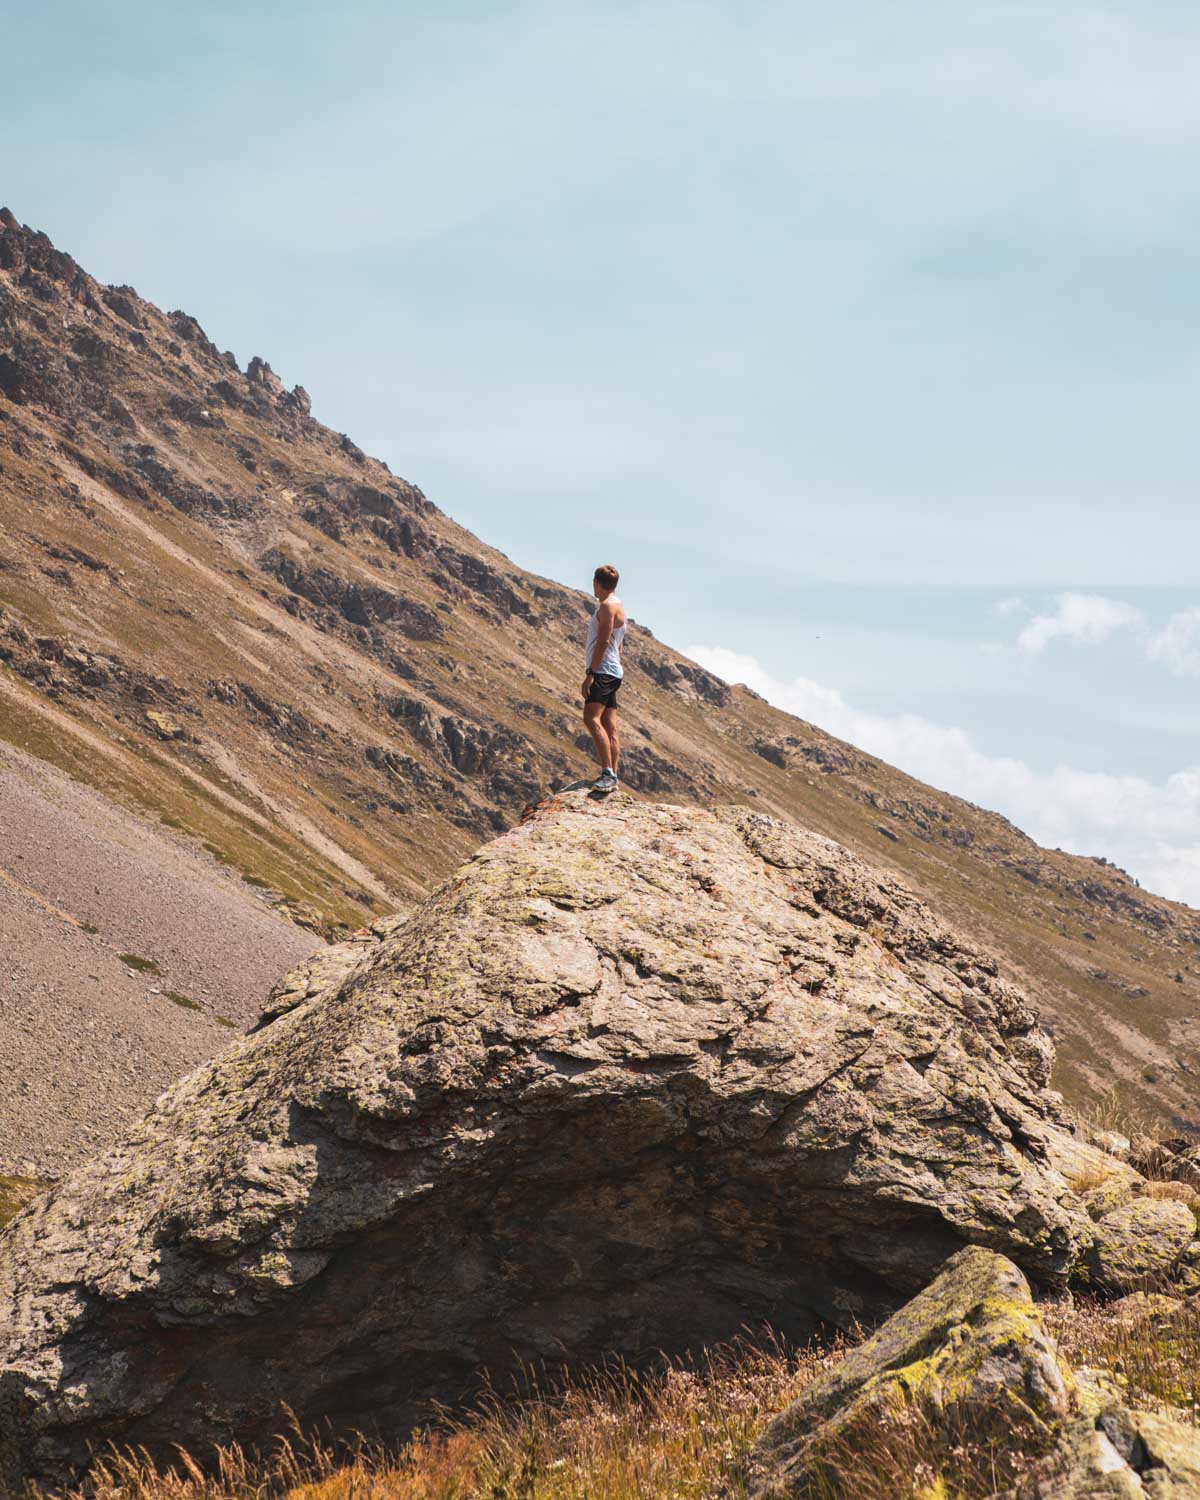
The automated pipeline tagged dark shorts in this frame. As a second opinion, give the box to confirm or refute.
[585,672,621,708]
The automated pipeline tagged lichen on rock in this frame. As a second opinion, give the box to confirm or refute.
[730,1245,1200,1500]
[732,1247,1069,1498]
[1010,1404,1200,1498]
[1087,1197,1197,1293]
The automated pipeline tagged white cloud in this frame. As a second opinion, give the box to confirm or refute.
[688,643,1200,908]
[1148,607,1200,677]
[1016,593,1144,655]
[991,596,1027,617]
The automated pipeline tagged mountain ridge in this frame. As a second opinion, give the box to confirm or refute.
[1,206,1198,1143]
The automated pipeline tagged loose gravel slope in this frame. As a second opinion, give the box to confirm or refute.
[0,742,319,1176]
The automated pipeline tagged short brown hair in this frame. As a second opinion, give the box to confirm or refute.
[594,564,619,591]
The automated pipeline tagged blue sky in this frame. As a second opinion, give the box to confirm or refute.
[5,1,1200,900]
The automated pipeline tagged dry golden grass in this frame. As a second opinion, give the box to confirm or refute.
[48,1296,1200,1500]
[0,1174,48,1231]
[1141,1179,1200,1206]
[57,1342,832,1500]
[1046,1292,1200,1421]
[790,1402,1055,1500]
[1062,1161,1123,1196]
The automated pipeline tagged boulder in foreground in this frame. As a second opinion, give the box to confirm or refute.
[731,1246,1200,1499]
[1012,1406,1200,1499]
[734,1246,1068,1497]
[0,795,1148,1483]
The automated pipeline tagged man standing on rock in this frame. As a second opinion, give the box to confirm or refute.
[581,564,626,792]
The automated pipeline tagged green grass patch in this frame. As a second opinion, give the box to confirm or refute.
[164,990,201,1012]
[119,953,161,974]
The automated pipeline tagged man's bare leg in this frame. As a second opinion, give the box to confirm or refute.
[601,706,620,778]
[583,702,613,771]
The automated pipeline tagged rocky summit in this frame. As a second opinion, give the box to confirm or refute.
[3,794,1186,1488]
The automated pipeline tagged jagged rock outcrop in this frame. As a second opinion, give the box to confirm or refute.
[261,548,446,639]
[0,794,1154,1486]
[733,1247,1069,1497]
[731,1246,1200,1500]
[645,656,732,706]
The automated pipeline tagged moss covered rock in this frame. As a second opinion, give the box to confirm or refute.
[735,1247,1069,1498]
[1087,1197,1196,1292]
[1011,1405,1200,1498]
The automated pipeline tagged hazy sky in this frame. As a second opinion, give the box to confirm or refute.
[6,1,1200,901]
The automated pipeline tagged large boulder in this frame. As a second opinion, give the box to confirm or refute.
[0,796,1111,1483]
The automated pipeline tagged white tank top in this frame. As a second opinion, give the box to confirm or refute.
[585,596,626,678]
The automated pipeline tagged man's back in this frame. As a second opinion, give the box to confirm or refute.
[586,595,627,677]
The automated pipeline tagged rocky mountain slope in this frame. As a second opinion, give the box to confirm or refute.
[1,207,1199,1138]
[4,794,1196,1489]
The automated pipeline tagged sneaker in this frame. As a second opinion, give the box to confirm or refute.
[592,768,618,792]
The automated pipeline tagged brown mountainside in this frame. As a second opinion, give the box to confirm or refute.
[1,207,1198,1135]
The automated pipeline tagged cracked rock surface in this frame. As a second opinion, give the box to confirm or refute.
[0,794,1118,1482]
